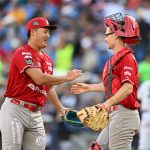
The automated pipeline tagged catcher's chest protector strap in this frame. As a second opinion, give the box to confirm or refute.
[107,48,133,97]
[108,58,114,97]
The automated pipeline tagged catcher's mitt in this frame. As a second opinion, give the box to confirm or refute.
[61,109,84,127]
[77,105,109,131]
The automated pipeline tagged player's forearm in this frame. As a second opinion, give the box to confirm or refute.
[38,73,68,86]
[109,82,133,105]
[47,89,64,112]
[88,83,105,92]
[26,67,68,85]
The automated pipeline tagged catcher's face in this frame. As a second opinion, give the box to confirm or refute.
[104,27,115,50]
[31,28,51,49]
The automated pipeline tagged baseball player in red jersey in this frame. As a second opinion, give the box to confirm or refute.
[0,17,82,150]
[71,12,141,150]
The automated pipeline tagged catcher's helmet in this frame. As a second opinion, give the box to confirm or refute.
[104,12,141,45]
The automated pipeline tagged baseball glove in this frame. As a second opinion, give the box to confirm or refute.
[77,105,109,131]
[61,109,84,127]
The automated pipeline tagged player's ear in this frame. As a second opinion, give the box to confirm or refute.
[30,28,37,36]
[30,29,34,36]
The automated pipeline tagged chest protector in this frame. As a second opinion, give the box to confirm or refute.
[103,48,133,99]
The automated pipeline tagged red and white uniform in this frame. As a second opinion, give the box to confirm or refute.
[103,47,140,109]
[95,47,140,150]
[5,45,53,107]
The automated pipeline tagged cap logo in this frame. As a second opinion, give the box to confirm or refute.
[33,21,40,26]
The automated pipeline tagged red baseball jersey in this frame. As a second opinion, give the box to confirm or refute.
[103,47,140,109]
[4,45,53,106]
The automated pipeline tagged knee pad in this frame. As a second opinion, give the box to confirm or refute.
[89,141,101,150]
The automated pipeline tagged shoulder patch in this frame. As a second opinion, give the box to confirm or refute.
[26,58,34,65]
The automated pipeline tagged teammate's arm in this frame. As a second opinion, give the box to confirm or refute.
[25,67,82,86]
[71,82,105,94]
[89,83,105,92]
[47,88,67,115]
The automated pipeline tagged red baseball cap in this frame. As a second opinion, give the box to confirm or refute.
[27,17,57,32]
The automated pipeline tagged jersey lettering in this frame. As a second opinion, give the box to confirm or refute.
[27,83,47,96]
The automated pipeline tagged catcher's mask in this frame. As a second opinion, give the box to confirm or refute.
[104,12,141,45]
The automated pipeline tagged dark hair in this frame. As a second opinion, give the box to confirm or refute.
[27,31,31,39]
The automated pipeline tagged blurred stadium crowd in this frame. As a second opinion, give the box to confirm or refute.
[0,0,150,150]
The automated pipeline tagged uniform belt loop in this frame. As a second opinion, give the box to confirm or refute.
[20,101,25,107]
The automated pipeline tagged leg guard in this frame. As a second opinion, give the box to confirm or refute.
[89,141,101,150]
